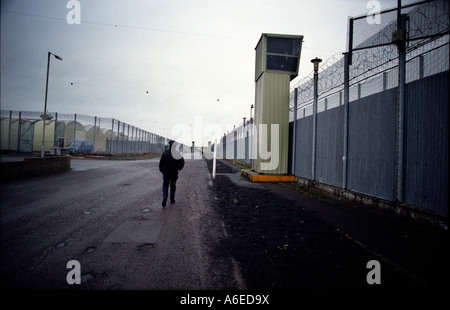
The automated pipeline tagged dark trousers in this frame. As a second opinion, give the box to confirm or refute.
[163,178,176,200]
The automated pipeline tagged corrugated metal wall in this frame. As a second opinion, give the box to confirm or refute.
[293,116,312,179]
[404,71,449,213]
[316,106,344,188]
[347,88,397,201]
[292,71,448,214]
[216,71,448,214]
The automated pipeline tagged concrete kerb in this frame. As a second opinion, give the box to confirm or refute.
[0,155,71,182]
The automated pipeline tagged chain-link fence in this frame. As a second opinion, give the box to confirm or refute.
[0,110,169,154]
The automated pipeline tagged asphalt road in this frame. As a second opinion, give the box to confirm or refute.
[2,152,448,306]
[1,152,237,290]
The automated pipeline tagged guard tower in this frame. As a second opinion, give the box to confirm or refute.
[252,33,303,174]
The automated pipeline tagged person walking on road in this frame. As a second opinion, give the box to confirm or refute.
[159,140,185,207]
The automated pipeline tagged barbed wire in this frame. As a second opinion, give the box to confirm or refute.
[289,0,449,112]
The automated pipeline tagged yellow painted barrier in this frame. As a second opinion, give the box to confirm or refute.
[241,169,295,183]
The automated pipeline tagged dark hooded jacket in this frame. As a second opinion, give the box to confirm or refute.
[159,144,185,180]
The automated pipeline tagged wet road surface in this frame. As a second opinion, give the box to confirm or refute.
[1,153,236,290]
[1,154,448,309]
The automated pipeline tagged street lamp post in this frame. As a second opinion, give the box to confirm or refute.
[41,51,63,157]
[311,57,322,180]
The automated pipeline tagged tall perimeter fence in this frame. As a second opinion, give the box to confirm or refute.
[215,0,449,215]
[0,111,176,154]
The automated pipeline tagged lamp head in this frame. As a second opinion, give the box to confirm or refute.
[50,52,63,61]
[311,57,322,72]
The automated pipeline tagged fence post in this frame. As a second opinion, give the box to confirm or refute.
[342,52,350,189]
[150,132,152,152]
[130,126,133,153]
[234,128,237,160]
[343,16,353,189]
[98,118,101,152]
[73,114,77,153]
[135,128,138,153]
[110,119,114,154]
[141,129,144,153]
[93,116,97,153]
[292,88,298,176]
[138,129,142,153]
[121,122,124,153]
[137,129,141,153]
[142,129,144,153]
[137,127,140,153]
[8,110,12,150]
[223,134,226,159]
[213,138,217,179]
[54,112,58,147]
[396,13,408,202]
[143,131,146,153]
[116,120,121,154]
[312,69,319,180]
[127,124,130,153]
[17,111,22,152]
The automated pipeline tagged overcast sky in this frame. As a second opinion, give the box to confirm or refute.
[1,0,412,145]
